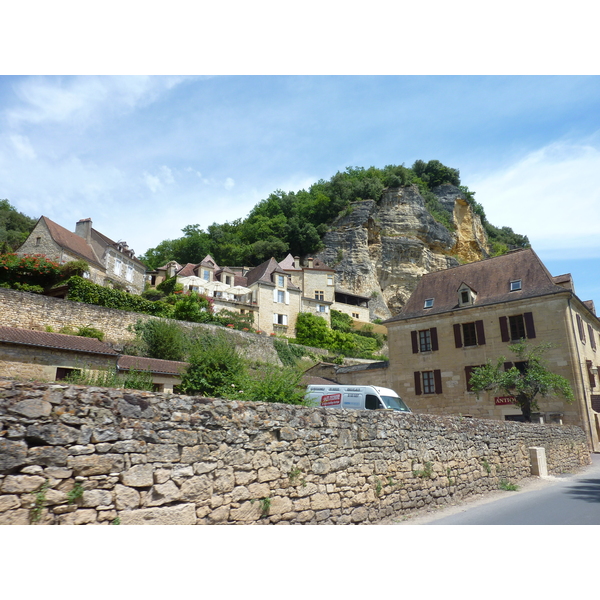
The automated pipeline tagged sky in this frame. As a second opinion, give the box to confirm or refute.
[2,74,599,304]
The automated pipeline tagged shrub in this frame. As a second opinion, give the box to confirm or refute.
[76,325,105,341]
[180,331,246,397]
[127,319,189,362]
[65,367,154,391]
[240,363,307,405]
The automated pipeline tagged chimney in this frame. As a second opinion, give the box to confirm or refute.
[75,218,92,242]
[294,256,300,269]
[308,257,314,269]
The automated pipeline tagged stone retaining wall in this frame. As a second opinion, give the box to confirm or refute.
[0,379,590,525]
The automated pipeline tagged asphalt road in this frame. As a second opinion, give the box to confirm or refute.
[396,453,600,525]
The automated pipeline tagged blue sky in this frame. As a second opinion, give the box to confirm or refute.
[1,74,599,304]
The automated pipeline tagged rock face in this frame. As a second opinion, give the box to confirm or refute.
[317,184,489,319]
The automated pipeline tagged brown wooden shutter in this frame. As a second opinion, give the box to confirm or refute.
[524,312,536,339]
[430,327,439,351]
[434,369,442,394]
[414,372,422,395]
[475,320,486,345]
[499,316,510,342]
[587,324,596,350]
[576,314,585,342]
[411,330,419,354]
[465,366,474,392]
[504,362,514,371]
[453,323,463,348]
[587,360,596,388]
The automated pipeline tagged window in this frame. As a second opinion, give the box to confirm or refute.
[510,280,522,291]
[35,237,41,247]
[317,304,326,313]
[458,286,476,306]
[126,265,134,282]
[113,257,122,275]
[585,360,596,388]
[278,275,285,287]
[276,290,285,303]
[453,321,486,348]
[315,290,324,300]
[461,290,470,304]
[424,298,434,309]
[365,394,382,410]
[411,328,438,353]
[55,367,80,381]
[327,275,334,286]
[352,312,359,319]
[465,365,485,392]
[414,370,442,395]
[274,314,288,325]
[499,313,536,342]
[203,270,210,281]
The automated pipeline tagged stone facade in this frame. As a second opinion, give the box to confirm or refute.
[0,379,590,525]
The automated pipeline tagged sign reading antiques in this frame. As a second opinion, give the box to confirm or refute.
[494,396,516,406]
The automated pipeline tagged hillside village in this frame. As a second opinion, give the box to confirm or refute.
[1,191,599,455]
[1,189,599,526]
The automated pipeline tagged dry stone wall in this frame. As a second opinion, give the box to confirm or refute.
[0,379,590,525]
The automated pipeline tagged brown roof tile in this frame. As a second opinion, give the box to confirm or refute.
[0,326,118,355]
[41,216,102,267]
[386,248,568,322]
[118,355,188,375]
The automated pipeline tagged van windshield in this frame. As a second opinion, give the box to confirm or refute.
[380,395,411,412]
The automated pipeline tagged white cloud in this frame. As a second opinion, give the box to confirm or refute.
[469,139,600,258]
[143,172,162,193]
[5,76,190,128]
[9,134,36,159]
[224,177,235,190]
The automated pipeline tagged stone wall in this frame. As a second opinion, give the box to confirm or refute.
[0,379,590,525]
[0,288,288,364]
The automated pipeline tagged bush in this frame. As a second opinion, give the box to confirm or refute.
[0,253,66,289]
[75,325,105,341]
[180,331,246,397]
[239,363,307,405]
[172,292,212,322]
[65,367,154,391]
[127,319,189,362]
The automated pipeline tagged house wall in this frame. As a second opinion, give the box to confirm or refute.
[103,249,145,295]
[17,221,106,286]
[385,293,600,451]
[332,301,370,322]
[0,344,116,381]
[0,379,590,525]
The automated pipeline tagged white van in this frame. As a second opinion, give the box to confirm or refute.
[305,384,411,413]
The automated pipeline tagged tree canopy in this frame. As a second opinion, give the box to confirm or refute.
[139,160,528,270]
[469,342,575,421]
[0,199,37,253]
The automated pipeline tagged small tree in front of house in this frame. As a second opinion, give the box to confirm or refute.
[469,341,575,422]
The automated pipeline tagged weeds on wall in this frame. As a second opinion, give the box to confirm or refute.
[65,367,154,391]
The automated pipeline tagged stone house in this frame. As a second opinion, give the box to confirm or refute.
[153,253,371,336]
[0,326,186,393]
[17,216,147,294]
[381,248,600,452]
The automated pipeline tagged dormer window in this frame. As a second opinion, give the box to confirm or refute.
[510,280,522,292]
[424,298,434,309]
[458,284,477,307]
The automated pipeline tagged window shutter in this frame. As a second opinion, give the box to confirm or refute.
[414,372,422,395]
[453,324,463,348]
[475,320,486,345]
[465,366,474,392]
[587,360,596,388]
[434,369,442,394]
[285,292,290,305]
[587,324,596,350]
[576,314,585,342]
[273,289,278,303]
[504,362,514,371]
[411,331,419,354]
[499,316,510,342]
[273,313,278,324]
[524,312,536,339]
[431,327,439,351]
[283,314,288,326]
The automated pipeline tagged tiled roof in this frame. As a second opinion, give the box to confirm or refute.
[246,257,287,286]
[279,254,302,271]
[0,326,118,355]
[199,255,218,269]
[177,263,198,277]
[89,228,146,268]
[41,216,102,268]
[302,375,339,386]
[118,355,188,375]
[309,258,335,272]
[385,248,569,323]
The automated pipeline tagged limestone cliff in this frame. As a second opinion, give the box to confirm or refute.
[316,184,489,320]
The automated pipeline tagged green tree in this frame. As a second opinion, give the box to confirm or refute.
[127,319,189,362]
[0,200,37,253]
[469,342,575,422]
